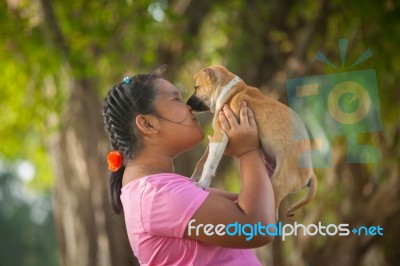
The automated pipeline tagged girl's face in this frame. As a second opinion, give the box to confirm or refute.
[152,79,205,157]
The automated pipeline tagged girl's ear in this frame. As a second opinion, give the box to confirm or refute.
[135,114,159,135]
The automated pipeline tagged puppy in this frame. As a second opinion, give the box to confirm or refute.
[187,65,317,218]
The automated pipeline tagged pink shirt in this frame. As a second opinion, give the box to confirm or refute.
[120,173,261,266]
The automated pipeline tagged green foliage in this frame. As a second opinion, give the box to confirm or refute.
[1,0,400,263]
[0,0,166,190]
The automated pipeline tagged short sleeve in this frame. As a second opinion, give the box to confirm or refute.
[140,174,209,238]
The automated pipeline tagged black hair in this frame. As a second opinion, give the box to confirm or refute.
[103,71,163,214]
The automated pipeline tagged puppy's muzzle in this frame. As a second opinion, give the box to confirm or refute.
[187,96,210,112]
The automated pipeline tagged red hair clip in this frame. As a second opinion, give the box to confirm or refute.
[107,151,123,172]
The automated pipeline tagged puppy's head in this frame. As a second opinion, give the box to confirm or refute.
[187,65,234,113]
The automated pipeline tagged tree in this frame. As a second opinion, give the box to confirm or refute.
[2,0,220,265]
[1,0,399,265]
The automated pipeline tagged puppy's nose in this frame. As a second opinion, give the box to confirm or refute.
[186,96,210,112]
[186,96,196,108]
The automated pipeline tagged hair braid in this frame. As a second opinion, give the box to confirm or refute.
[102,72,162,214]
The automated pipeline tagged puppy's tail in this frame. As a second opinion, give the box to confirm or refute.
[286,173,317,218]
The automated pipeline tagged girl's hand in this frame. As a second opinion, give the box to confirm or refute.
[218,101,260,158]
[185,101,275,248]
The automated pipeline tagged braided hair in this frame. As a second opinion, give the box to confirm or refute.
[103,73,161,214]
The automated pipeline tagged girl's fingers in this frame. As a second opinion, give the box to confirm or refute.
[247,107,256,127]
[240,101,249,125]
[220,103,256,131]
[219,110,231,131]
[223,104,238,128]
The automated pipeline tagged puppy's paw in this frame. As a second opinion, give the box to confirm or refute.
[195,178,211,189]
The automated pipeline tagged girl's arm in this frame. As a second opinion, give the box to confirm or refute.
[208,188,238,201]
[183,102,275,248]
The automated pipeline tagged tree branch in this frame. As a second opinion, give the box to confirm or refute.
[38,0,70,61]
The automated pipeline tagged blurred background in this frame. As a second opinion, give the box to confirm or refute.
[1,0,399,265]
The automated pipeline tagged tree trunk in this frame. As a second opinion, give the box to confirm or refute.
[37,0,139,264]
[47,76,138,266]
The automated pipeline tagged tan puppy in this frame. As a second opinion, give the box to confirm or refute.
[187,65,317,218]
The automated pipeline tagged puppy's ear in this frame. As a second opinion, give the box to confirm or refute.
[201,68,215,83]
[193,67,215,84]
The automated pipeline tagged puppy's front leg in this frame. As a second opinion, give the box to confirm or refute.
[190,145,209,182]
[196,129,228,188]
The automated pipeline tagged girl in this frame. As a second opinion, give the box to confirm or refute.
[103,70,275,265]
